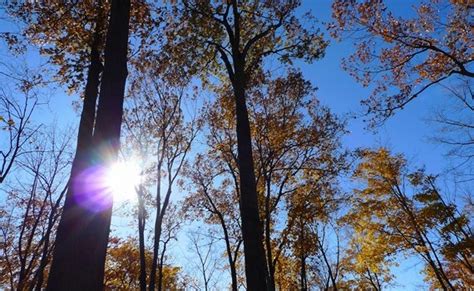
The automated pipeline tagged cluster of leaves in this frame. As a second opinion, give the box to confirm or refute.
[330,0,473,125]
[344,148,473,289]
[105,237,185,290]
[5,0,155,95]
[1,0,472,289]
[158,0,327,89]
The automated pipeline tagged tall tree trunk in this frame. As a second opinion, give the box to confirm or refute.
[299,219,307,291]
[149,156,163,291]
[300,255,307,291]
[150,187,173,291]
[157,241,168,291]
[150,212,163,291]
[222,220,238,291]
[46,1,130,290]
[232,57,269,291]
[226,1,270,288]
[137,186,147,291]
[264,175,276,290]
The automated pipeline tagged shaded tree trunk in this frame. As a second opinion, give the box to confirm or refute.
[221,219,239,291]
[299,218,307,291]
[207,1,272,289]
[46,1,131,290]
[264,175,276,290]
[225,2,270,289]
[300,255,307,291]
[137,186,147,291]
[157,238,168,291]
[232,57,269,290]
[149,156,164,291]
[150,187,172,291]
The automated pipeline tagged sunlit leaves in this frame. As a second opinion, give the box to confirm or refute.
[345,148,473,289]
[331,0,474,125]
[6,0,155,95]
[105,237,184,290]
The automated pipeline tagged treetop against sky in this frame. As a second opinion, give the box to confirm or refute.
[0,0,472,290]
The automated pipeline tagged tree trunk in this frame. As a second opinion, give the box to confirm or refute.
[219,212,238,291]
[137,186,147,291]
[149,157,163,291]
[223,227,239,291]
[300,255,307,291]
[157,241,167,291]
[264,175,276,290]
[149,219,163,291]
[232,57,269,291]
[299,220,307,291]
[46,1,130,290]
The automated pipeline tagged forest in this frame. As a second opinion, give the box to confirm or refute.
[0,0,472,290]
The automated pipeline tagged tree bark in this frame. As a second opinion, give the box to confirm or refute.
[264,174,276,290]
[137,186,147,291]
[221,217,239,291]
[46,1,130,290]
[225,2,270,288]
[300,255,307,291]
[149,156,163,291]
[232,57,269,290]
[157,240,168,291]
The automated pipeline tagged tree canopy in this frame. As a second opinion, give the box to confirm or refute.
[0,1,472,290]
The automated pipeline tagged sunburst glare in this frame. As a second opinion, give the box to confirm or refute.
[104,159,142,202]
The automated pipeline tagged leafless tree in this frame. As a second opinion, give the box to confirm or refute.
[0,129,71,290]
[0,67,43,184]
[431,78,474,182]
[188,231,220,291]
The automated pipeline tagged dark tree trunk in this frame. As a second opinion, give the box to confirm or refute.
[149,158,163,291]
[150,187,172,291]
[149,209,162,291]
[232,57,269,291]
[157,241,167,291]
[222,221,238,291]
[137,186,147,291]
[264,176,276,290]
[299,220,307,291]
[224,2,271,289]
[46,1,130,290]
[300,255,307,291]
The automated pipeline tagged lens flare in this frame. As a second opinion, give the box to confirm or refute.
[104,160,141,202]
[73,158,142,212]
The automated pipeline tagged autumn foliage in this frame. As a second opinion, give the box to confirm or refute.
[0,0,472,290]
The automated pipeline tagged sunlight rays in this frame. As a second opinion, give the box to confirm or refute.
[104,159,142,203]
[73,156,142,212]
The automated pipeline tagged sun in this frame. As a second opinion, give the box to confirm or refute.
[104,159,142,202]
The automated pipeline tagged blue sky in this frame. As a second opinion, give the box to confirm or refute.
[301,0,448,171]
[0,1,466,289]
[298,2,454,289]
